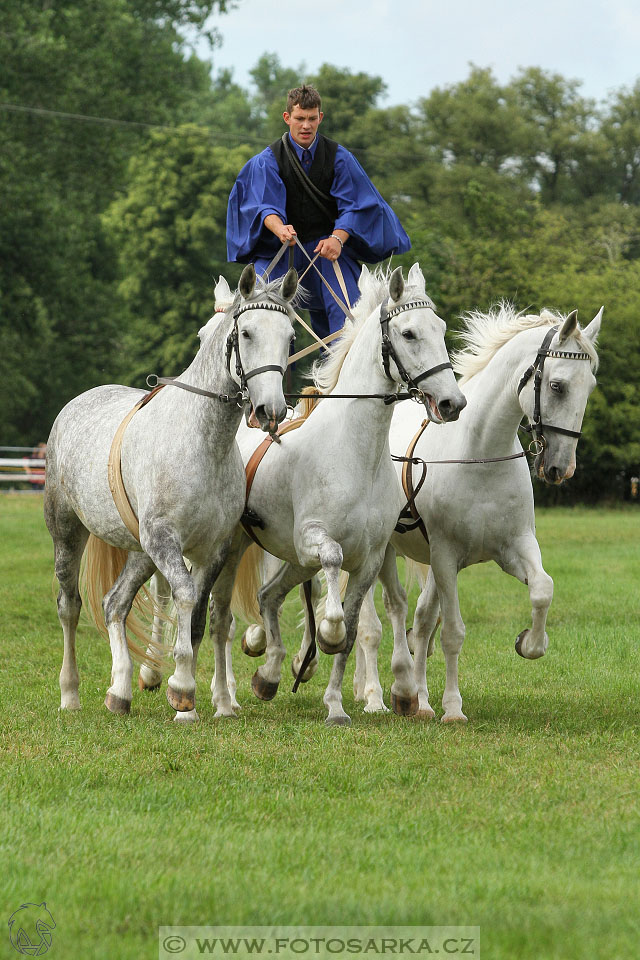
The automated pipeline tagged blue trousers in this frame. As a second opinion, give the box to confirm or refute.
[253,240,361,339]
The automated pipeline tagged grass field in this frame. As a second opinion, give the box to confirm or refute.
[1,494,638,960]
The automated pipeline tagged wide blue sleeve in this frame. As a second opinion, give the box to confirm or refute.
[226,149,287,262]
[331,146,411,262]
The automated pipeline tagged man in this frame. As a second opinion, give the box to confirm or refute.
[226,84,411,340]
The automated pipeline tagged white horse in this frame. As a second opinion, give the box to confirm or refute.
[44,265,297,716]
[353,303,602,721]
[202,263,467,724]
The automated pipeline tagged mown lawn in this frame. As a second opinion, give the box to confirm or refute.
[0,495,638,960]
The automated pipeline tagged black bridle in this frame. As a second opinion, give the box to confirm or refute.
[225,301,292,400]
[517,326,592,448]
[379,298,453,399]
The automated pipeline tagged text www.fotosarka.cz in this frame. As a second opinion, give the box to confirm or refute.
[159,926,480,959]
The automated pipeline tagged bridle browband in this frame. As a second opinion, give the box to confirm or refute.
[517,325,592,446]
[379,297,453,398]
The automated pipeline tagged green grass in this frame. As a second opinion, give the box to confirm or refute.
[1,495,639,960]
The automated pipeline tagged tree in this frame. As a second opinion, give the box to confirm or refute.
[102,125,253,383]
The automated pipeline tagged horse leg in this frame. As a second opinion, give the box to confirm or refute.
[138,570,171,691]
[323,552,386,725]
[498,534,553,660]
[378,543,418,716]
[291,575,321,685]
[353,586,387,712]
[103,551,157,714]
[431,549,467,723]
[252,561,309,700]
[141,524,198,713]
[297,523,346,654]
[46,502,89,711]
[411,567,441,719]
[168,556,226,724]
[208,533,251,718]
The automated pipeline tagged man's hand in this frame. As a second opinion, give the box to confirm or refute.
[264,215,297,246]
[315,231,348,261]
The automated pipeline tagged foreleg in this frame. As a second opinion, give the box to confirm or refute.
[498,534,553,660]
[411,567,441,718]
[353,587,387,712]
[103,551,157,714]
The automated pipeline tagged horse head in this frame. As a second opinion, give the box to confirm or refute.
[230,263,298,434]
[520,307,602,484]
[382,264,466,423]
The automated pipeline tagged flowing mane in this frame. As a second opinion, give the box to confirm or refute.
[452,303,599,385]
[311,266,435,394]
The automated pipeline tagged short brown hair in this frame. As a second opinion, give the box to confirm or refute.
[286,84,321,113]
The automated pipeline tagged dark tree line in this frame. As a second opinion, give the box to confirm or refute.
[2,2,640,501]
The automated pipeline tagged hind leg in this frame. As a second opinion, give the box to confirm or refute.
[411,568,441,719]
[44,490,90,711]
[378,544,418,716]
[103,551,157,714]
[354,587,387,713]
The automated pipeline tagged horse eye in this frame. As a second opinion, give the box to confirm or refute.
[241,330,251,340]
[550,381,564,394]
[402,330,415,341]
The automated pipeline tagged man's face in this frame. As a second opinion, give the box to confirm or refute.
[283,104,323,147]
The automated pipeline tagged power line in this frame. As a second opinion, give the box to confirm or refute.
[0,100,428,164]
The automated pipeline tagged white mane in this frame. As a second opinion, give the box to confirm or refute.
[452,302,599,385]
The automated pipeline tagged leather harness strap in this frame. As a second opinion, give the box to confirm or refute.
[107,384,166,543]
[397,419,431,543]
[241,417,307,547]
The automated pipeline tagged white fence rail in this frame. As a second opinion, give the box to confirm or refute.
[0,447,46,489]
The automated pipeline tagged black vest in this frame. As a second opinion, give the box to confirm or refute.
[269,135,340,242]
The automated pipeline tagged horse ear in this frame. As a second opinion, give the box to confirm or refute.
[581,306,604,344]
[389,266,404,303]
[407,262,425,293]
[280,267,298,302]
[358,264,371,289]
[558,309,578,343]
[214,275,231,306]
[239,263,256,299]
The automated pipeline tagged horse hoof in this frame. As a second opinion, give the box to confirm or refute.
[325,714,351,726]
[241,630,265,658]
[317,619,347,655]
[167,685,195,712]
[442,713,468,724]
[391,692,419,716]
[515,631,527,658]
[515,629,547,659]
[138,674,161,692]
[251,671,279,701]
[414,706,436,720]
[104,692,131,715]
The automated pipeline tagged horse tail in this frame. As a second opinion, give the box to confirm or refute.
[231,543,264,626]
[79,534,167,670]
[404,558,430,590]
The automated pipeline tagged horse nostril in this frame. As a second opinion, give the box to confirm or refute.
[439,396,466,420]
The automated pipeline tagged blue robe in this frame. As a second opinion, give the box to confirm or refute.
[226,140,411,337]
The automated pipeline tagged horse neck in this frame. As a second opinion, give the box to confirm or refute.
[173,314,243,447]
[457,334,533,456]
[328,307,395,452]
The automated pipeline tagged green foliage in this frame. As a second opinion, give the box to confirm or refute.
[2,7,640,500]
[103,125,253,383]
